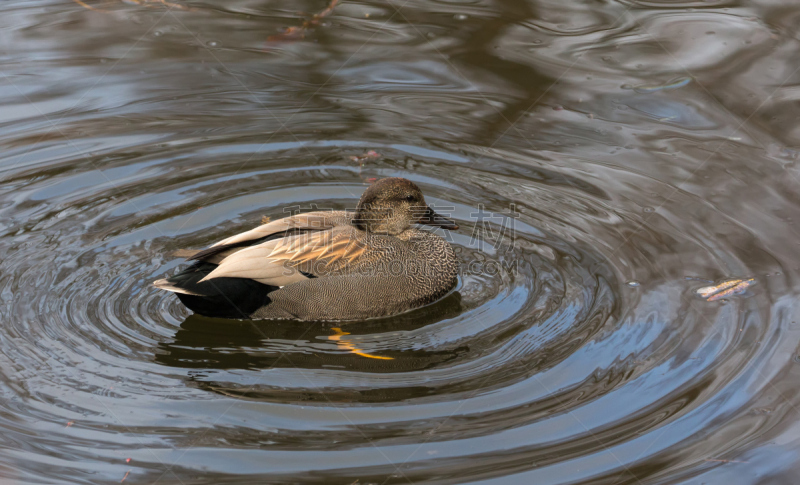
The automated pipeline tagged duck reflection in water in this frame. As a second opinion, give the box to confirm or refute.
[155,291,465,401]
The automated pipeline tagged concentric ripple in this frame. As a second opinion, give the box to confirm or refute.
[0,137,795,484]
[3,0,800,483]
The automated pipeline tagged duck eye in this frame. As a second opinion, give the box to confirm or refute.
[405,195,416,202]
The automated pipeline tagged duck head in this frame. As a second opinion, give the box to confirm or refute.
[352,177,459,235]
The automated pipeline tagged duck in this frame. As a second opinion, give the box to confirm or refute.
[153,177,459,320]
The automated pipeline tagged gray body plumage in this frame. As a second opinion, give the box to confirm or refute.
[251,220,457,320]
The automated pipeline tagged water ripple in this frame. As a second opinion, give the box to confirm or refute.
[1,0,800,483]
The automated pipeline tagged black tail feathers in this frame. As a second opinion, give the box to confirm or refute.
[164,262,277,319]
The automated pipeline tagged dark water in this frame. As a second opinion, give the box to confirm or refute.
[2,0,800,483]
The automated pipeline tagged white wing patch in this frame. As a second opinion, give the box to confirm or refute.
[211,212,339,248]
[199,227,367,286]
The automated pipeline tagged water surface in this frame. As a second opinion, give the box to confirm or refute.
[2,0,800,483]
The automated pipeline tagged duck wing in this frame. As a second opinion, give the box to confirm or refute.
[188,210,350,263]
[198,225,368,287]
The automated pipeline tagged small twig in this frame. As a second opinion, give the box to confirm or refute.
[268,0,340,42]
[72,0,107,12]
[349,150,380,183]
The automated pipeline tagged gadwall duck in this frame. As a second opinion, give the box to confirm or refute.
[154,178,459,320]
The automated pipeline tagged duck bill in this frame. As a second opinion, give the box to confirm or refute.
[418,206,458,230]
